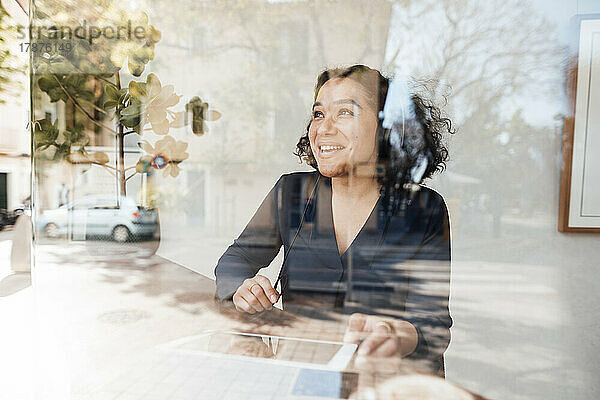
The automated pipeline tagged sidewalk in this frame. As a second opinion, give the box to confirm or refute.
[0,230,34,400]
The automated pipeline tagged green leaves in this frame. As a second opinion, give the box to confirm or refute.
[119,98,143,133]
[104,80,145,134]
[33,118,89,162]
[63,123,89,147]
[31,10,162,77]
[128,80,147,98]
[33,118,70,162]
[36,73,94,103]
[37,76,57,92]
[33,119,60,151]
[37,75,68,102]
[103,83,120,109]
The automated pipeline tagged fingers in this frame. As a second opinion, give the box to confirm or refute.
[232,292,255,314]
[354,321,400,372]
[253,275,280,304]
[233,286,262,313]
[249,283,273,310]
[348,313,367,332]
[243,276,275,310]
[344,313,368,343]
[370,337,398,357]
[233,275,280,314]
[356,319,398,357]
[237,286,266,312]
[359,333,398,357]
[358,332,389,356]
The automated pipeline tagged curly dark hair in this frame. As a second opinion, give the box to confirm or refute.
[294,65,454,199]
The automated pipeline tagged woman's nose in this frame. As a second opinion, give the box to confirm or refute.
[317,115,336,135]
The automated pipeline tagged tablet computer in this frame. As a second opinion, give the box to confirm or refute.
[159,330,357,371]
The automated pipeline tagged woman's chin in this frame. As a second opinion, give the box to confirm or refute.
[317,164,348,178]
[318,163,377,180]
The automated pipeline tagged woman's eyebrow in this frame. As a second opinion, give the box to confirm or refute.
[312,99,362,109]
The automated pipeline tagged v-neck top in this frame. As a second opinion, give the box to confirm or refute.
[331,185,382,260]
[215,171,452,375]
[322,175,384,270]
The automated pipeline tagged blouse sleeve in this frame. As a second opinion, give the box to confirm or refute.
[214,176,283,301]
[402,192,453,368]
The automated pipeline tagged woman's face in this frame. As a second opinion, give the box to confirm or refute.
[309,78,379,179]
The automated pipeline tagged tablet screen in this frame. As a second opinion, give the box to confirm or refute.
[291,369,359,399]
[177,332,347,366]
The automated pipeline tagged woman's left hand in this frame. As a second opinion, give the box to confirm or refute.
[344,313,419,360]
[343,313,399,357]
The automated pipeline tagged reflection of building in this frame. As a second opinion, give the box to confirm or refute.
[153,0,393,237]
[0,94,29,211]
[0,1,29,212]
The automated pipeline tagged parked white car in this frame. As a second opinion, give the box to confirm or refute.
[38,195,158,242]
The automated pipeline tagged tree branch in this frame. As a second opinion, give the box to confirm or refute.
[52,75,117,134]
[92,163,116,178]
[90,161,116,170]
[92,74,115,86]
[125,171,138,181]
[79,97,108,115]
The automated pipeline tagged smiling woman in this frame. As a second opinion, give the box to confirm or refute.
[215,64,455,376]
[309,78,379,180]
[296,65,452,199]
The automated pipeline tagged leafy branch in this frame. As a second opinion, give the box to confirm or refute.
[32,10,221,198]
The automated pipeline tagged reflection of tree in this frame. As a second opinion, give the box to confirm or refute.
[0,3,25,103]
[387,0,561,105]
[386,0,563,229]
[145,0,392,169]
[31,0,220,199]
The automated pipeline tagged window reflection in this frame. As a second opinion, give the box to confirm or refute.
[25,0,590,399]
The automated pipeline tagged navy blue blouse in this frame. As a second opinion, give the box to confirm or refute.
[215,171,452,375]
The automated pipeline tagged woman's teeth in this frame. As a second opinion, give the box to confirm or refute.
[320,145,345,154]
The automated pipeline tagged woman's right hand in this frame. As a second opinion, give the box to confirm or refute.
[232,274,280,314]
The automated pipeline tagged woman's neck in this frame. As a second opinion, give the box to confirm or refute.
[331,174,381,201]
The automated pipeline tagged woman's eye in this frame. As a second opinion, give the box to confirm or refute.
[313,110,324,119]
[339,109,354,116]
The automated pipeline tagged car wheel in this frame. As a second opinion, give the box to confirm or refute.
[112,225,130,243]
[43,223,59,238]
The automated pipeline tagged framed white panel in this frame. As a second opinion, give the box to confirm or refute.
[560,17,600,231]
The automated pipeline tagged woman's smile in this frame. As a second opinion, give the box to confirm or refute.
[318,144,347,157]
[308,77,378,178]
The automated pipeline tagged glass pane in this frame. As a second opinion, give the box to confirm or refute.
[23,0,600,399]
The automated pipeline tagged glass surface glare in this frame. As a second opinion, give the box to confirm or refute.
[28,0,600,399]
